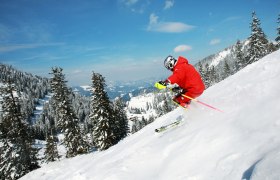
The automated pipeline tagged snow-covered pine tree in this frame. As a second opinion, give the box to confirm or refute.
[198,62,206,83]
[204,63,211,88]
[223,60,231,80]
[131,123,137,134]
[198,61,218,87]
[134,119,142,132]
[235,39,244,71]
[49,67,88,158]
[276,14,280,49]
[0,63,49,124]
[0,139,14,179]
[140,116,147,128]
[90,72,115,150]
[246,11,269,65]
[0,81,39,180]
[148,115,155,124]
[44,129,60,163]
[112,97,129,143]
[209,66,218,86]
[267,42,277,53]
[155,104,164,117]
[146,102,151,111]
[162,95,172,114]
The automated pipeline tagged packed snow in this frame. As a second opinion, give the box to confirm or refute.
[128,93,154,109]
[21,50,280,180]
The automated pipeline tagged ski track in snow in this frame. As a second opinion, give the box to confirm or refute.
[20,50,280,180]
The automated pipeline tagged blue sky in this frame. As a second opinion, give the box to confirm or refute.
[0,0,279,85]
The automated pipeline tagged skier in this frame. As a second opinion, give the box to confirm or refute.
[156,55,205,108]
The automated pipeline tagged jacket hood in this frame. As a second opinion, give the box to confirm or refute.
[175,56,189,67]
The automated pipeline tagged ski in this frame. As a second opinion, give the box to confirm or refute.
[155,119,183,133]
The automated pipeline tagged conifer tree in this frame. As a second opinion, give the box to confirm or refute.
[140,116,147,128]
[235,40,244,71]
[131,123,137,134]
[148,115,155,124]
[246,11,269,65]
[162,94,172,113]
[90,72,115,150]
[0,81,39,179]
[223,60,231,80]
[134,119,142,132]
[209,66,218,86]
[44,129,60,163]
[49,67,88,158]
[276,14,280,49]
[198,62,206,83]
[204,63,211,88]
[267,42,277,53]
[113,97,129,143]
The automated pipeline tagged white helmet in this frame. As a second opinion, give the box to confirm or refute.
[164,55,177,70]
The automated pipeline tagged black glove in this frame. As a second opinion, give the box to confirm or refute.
[172,86,185,95]
[158,80,167,86]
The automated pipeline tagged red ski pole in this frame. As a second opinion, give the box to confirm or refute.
[181,94,224,113]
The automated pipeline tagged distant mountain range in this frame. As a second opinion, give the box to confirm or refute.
[72,78,159,101]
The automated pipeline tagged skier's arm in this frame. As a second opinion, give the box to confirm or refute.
[167,68,182,85]
[155,80,185,95]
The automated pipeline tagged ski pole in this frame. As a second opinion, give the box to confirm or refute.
[180,94,224,113]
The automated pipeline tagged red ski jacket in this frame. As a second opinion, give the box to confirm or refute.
[167,56,205,98]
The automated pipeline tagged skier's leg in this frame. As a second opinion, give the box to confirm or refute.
[175,91,203,106]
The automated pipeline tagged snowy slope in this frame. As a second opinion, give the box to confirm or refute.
[21,50,280,180]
